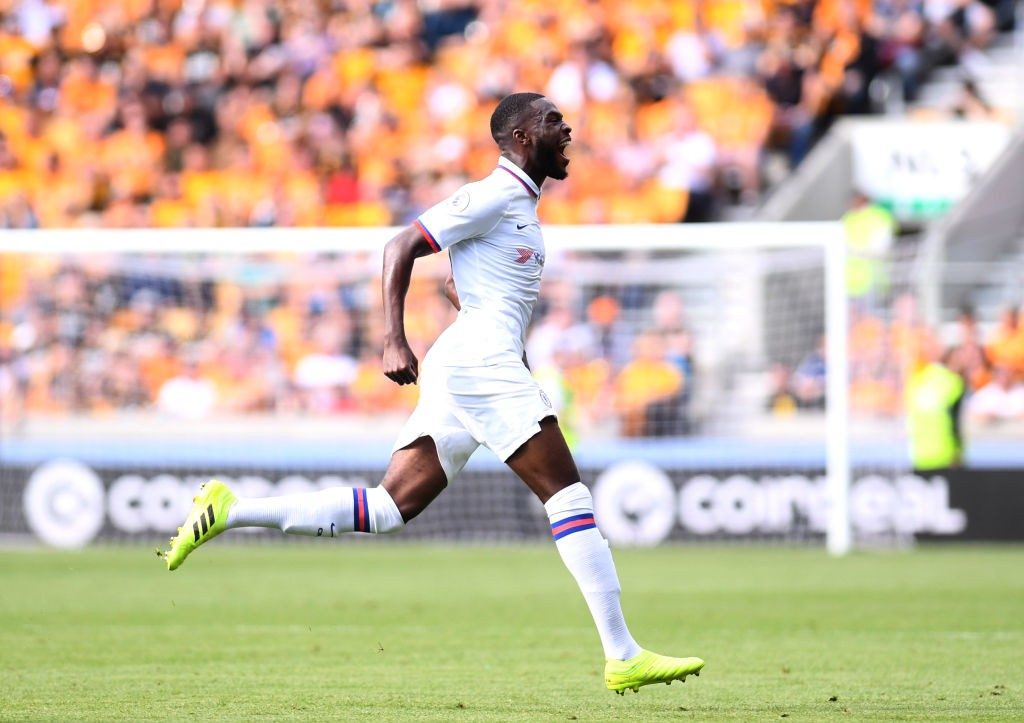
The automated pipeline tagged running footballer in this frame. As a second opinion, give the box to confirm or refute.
[162,93,705,694]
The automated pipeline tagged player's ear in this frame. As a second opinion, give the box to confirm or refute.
[512,127,530,146]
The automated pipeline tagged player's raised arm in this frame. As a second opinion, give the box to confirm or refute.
[382,225,436,385]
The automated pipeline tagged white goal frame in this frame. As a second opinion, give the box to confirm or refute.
[2,223,851,554]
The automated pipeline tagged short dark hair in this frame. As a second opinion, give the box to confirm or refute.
[490,92,544,145]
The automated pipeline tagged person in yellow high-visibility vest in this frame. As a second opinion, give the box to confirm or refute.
[905,331,966,474]
[843,192,896,303]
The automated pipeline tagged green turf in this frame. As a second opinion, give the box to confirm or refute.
[0,545,1021,721]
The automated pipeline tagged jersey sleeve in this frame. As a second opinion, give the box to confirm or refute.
[414,184,507,253]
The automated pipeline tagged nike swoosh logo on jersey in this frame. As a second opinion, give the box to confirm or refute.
[517,223,531,230]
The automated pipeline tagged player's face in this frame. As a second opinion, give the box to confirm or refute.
[529,99,572,180]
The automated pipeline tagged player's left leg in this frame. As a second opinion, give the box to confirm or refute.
[164,356,479,570]
[161,437,449,570]
[506,417,704,693]
[223,436,447,534]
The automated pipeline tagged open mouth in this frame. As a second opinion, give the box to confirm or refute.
[557,137,571,164]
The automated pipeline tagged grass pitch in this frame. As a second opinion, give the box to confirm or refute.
[0,544,1021,721]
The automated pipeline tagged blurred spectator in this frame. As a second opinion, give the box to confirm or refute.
[889,292,930,371]
[848,303,901,415]
[792,337,827,410]
[766,362,799,416]
[967,363,1024,425]
[873,0,928,102]
[656,105,717,222]
[554,328,613,435]
[651,291,695,386]
[905,331,965,473]
[292,312,358,414]
[526,281,595,371]
[924,0,997,72]
[985,0,1019,31]
[843,191,896,305]
[946,306,992,391]
[613,330,684,437]
[157,358,217,420]
[587,294,631,369]
[651,290,696,432]
[986,306,1024,378]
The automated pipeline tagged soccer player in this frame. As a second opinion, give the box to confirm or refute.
[162,93,705,694]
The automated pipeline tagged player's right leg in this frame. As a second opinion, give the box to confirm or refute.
[505,418,705,693]
[160,437,448,570]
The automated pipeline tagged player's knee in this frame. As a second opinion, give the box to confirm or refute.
[367,486,405,534]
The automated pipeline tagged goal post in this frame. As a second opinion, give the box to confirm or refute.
[0,222,851,553]
[824,225,851,556]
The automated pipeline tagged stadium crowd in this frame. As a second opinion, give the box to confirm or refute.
[0,0,1014,229]
[1,0,1020,438]
[3,250,1023,438]
[767,296,1024,428]
[0,254,698,437]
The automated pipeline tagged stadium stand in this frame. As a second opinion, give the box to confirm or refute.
[0,0,1014,229]
[1,1,1022,439]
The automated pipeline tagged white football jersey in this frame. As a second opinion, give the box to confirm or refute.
[415,156,546,366]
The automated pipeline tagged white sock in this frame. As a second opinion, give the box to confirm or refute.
[227,486,404,537]
[545,482,642,661]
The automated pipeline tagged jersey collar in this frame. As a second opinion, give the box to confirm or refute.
[496,156,541,199]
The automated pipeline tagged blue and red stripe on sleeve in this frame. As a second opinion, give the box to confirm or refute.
[414,219,441,253]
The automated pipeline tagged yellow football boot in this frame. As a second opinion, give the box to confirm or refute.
[605,649,705,694]
[159,480,236,571]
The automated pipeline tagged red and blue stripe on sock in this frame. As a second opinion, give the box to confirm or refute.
[550,513,597,541]
[352,488,371,533]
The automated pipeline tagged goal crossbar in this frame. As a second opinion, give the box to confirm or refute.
[3,222,839,254]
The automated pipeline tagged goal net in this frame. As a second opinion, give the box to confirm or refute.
[0,224,855,551]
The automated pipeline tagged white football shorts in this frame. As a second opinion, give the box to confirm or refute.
[391,355,556,484]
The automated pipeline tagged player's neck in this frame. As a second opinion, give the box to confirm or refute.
[500,151,545,191]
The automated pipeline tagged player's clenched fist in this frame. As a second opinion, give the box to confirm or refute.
[383,338,419,385]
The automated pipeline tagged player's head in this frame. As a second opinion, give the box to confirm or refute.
[490,92,572,181]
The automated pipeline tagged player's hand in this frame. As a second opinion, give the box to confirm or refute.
[383,338,419,385]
